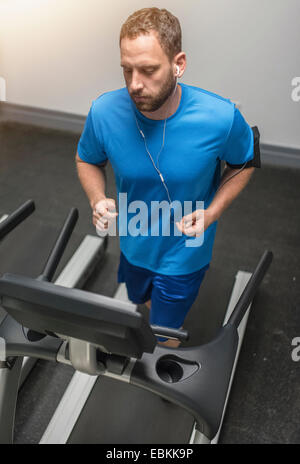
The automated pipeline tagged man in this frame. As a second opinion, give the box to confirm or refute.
[76,8,258,348]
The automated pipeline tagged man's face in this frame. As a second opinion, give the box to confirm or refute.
[120,32,176,112]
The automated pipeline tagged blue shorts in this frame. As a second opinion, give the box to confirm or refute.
[117,252,209,341]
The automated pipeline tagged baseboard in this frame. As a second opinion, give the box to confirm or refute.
[0,101,300,168]
[260,143,300,169]
[0,101,85,133]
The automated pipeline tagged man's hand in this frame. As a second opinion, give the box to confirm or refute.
[92,198,118,236]
[176,208,215,237]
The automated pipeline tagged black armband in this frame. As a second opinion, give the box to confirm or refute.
[226,126,261,169]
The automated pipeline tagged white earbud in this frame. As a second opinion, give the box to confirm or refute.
[175,65,180,77]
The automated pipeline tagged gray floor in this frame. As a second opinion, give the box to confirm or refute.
[0,120,299,444]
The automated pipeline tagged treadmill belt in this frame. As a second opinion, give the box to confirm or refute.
[68,375,194,444]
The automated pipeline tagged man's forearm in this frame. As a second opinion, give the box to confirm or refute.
[208,166,255,221]
[76,157,107,209]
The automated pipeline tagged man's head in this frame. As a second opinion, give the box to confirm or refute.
[120,8,186,112]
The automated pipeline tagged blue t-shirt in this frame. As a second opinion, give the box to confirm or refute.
[77,83,254,275]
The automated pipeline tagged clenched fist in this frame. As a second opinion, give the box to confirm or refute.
[92,198,118,236]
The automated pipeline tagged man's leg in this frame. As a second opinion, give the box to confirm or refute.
[144,299,181,347]
[149,266,209,349]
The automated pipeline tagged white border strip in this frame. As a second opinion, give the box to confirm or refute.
[40,373,98,444]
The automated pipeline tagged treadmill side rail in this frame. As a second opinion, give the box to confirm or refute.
[0,357,23,444]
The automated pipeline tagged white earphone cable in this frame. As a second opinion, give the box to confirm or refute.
[133,70,179,208]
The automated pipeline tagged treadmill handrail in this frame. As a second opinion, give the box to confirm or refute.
[0,200,35,241]
[38,208,78,282]
[226,250,273,329]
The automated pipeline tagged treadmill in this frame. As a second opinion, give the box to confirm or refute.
[0,205,273,444]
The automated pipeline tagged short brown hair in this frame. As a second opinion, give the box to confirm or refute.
[120,8,182,62]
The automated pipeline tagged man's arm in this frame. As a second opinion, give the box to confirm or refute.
[75,152,107,209]
[176,166,255,236]
[75,153,118,232]
[207,165,255,222]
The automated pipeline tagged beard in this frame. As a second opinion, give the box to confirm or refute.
[130,69,176,112]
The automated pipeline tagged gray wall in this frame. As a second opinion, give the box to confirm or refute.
[0,0,299,148]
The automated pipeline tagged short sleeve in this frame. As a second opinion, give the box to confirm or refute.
[77,102,108,166]
[221,106,254,166]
